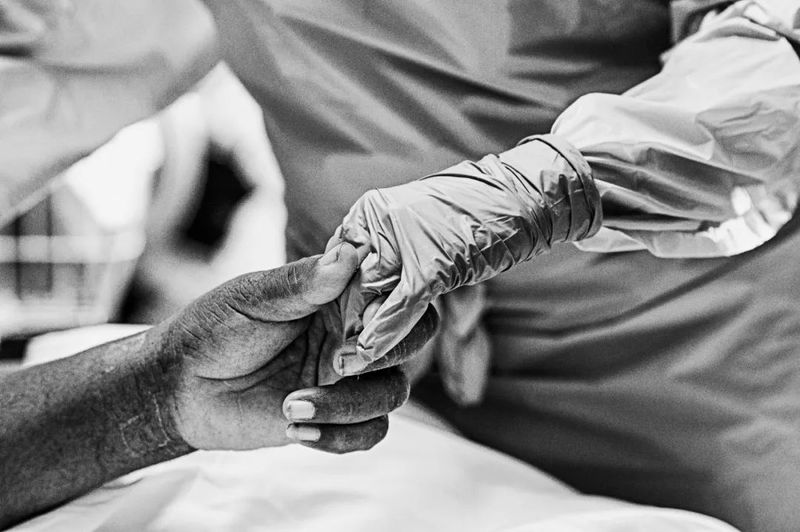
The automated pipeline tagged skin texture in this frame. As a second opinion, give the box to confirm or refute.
[0,243,437,529]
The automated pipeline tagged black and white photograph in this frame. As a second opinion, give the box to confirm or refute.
[1,1,798,530]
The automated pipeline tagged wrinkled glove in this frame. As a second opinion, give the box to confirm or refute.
[330,135,601,375]
[554,0,800,257]
[328,0,800,383]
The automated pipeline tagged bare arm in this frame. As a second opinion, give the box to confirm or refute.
[0,245,436,529]
[0,333,190,529]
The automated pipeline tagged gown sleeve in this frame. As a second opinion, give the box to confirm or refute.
[551,0,800,257]
[0,0,218,224]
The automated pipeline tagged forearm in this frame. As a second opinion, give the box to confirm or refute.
[0,332,192,529]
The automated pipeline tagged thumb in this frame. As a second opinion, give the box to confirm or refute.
[226,242,359,322]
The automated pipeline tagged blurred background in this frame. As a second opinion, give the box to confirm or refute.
[0,63,286,371]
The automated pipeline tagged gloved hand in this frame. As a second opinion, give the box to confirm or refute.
[329,135,601,375]
[326,0,800,385]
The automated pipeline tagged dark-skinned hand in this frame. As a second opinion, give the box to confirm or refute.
[147,242,438,454]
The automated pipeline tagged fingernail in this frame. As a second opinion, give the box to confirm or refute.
[319,244,342,266]
[337,351,369,376]
[284,400,315,421]
[334,341,357,360]
[286,425,321,442]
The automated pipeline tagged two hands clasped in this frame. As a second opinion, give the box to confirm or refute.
[154,137,597,455]
[0,238,439,529]
[154,240,438,454]
[0,139,592,528]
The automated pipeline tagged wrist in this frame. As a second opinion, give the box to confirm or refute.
[499,134,602,244]
[134,325,195,458]
[95,329,194,464]
[0,329,194,526]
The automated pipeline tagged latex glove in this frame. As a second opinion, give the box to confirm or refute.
[330,135,601,375]
[149,242,437,453]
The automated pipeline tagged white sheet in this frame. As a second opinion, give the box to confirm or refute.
[12,326,739,532]
[10,414,738,531]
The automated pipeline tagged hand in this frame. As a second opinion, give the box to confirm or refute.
[330,136,601,375]
[147,243,437,453]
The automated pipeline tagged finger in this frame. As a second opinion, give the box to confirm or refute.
[398,297,445,385]
[324,226,343,253]
[338,196,379,266]
[339,271,370,339]
[340,246,398,334]
[283,367,408,424]
[337,259,392,341]
[361,294,386,328]
[286,416,389,454]
[357,304,438,374]
[349,230,402,320]
[339,195,376,249]
[438,323,492,406]
[225,242,359,322]
[359,248,400,295]
[401,335,436,385]
[342,277,431,375]
[327,225,370,263]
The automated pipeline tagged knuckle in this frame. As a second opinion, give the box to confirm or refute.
[337,398,359,421]
[219,273,267,319]
[284,260,311,294]
[267,258,315,300]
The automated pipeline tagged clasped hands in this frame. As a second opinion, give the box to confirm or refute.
[148,241,437,455]
[154,137,597,456]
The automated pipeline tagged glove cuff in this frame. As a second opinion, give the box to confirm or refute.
[499,134,602,245]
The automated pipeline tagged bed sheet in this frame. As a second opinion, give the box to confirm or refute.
[11,326,739,532]
[10,413,739,532]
